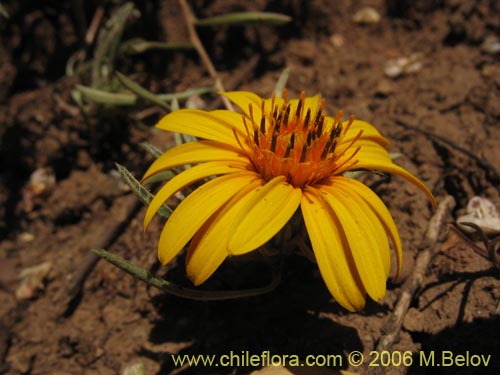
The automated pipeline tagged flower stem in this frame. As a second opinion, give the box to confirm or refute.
[92,248,281,300]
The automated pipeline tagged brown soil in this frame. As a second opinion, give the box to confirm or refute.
[1,1,500,374]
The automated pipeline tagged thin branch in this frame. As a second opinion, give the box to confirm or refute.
[369,195,456,375]
[178,0,234,111]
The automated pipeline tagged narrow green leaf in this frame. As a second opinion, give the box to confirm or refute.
[0,3,10,18]
[76,85,137,106]
[115,163,172,218]
[121,38,194,54]
[170,97,180,112]
[140,142,163,158]
[92,2,138,87]
[116,71,170,111]
[71,89,84,106]
[342,171,365,180]
[156,86,216,101]
[66,50,87,77]
[273,67,290,97]
[92,248,280,300]
[173,132,198,147]
[131,145,178,186]
[194,11,292,27]
[143,171,177,185]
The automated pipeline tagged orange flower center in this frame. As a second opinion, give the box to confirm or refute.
[240,91,361,187]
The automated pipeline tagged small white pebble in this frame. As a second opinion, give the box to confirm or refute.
[481,35,500,55]
[352,7,381,24]
[185,94,207,110]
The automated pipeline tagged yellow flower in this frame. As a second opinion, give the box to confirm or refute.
[142,90,436,311]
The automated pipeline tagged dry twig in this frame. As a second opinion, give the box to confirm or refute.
[178,0,234,111]
[369,195,455,375]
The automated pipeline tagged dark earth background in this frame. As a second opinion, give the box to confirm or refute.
[1,0,500,374]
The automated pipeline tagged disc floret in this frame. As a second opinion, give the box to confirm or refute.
[242,91,361,187]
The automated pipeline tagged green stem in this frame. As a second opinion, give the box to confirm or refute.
[92,248,280,300]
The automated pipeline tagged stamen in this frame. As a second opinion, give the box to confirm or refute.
[341,129,364,156]
[253,128,259,146]
[327,139,338,155]
[336,123,343,138]
[306,130,313,146]
[299,143,307,163]
[335,146,361,173]
[329,122,342,142]
[232,128,248,157]
[276,112,283,133]
[316,116,324,138]
[343,114,355,134]
[272,104,279,120]
[295,100,302,121]
[319,114,344,159]
[248,104,255,124]
[268,108,278,136]
[260,116,266,134]
[295,93,305,121]
[283,105,291,131]
[334,110,344,124]
[284,133,294,158]
[314,101,324,126]
[304,108,311,129]
[321,138,335,159]
[241,116,251,139]
[270,129,278,152]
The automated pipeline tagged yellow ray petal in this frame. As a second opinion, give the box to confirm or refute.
[156,109,247,147]
[228,176,302,255]
[319,185,388,301]
[322,181,391,279]
[142,140,248,182]
[333,176,403,278]
[342,119,391,147]
[352,157,438,209]
[144,160,250,230]
[157,171,259,266]
[220,91,266,118]
[186,178,265,285]
[301,187,366,311]
[336,139,392,167]
[221,91,288,123]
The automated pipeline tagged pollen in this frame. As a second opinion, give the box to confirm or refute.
[242,90,360,187]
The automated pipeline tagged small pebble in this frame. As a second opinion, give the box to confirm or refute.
[352,6,381,24]
[28,167,55,196]
[384,53,423,78]
[185,94,207,110]
[457,196,500,235]
[481,35,500,55]
[18,232,35,242]
[330,33,345,48]
[122,361,145,375]
[15,261,52,300]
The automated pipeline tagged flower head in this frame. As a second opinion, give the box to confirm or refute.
[143,90,436,311]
